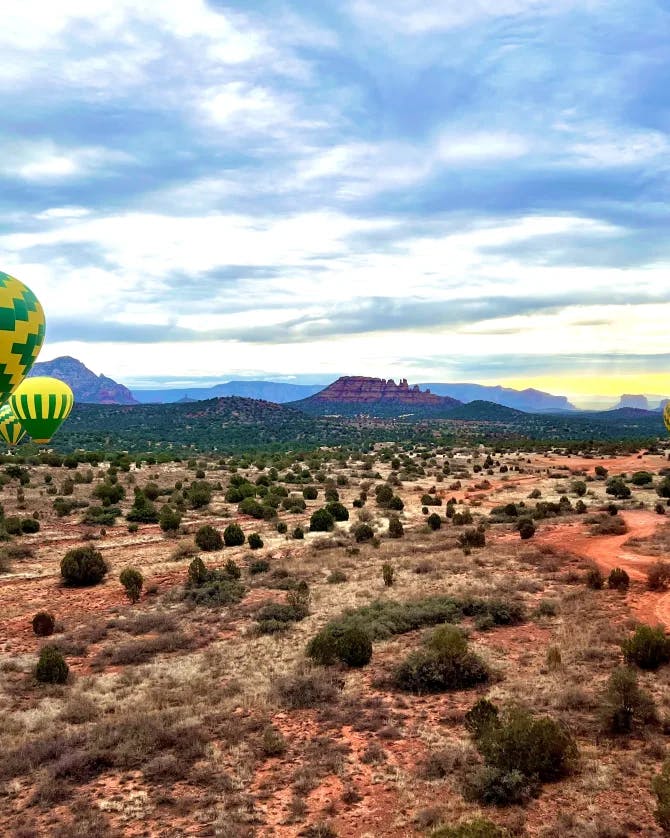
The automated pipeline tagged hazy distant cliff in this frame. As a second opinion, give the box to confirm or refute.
[29,356,138,405]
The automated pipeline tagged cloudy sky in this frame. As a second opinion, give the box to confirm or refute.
[2,0,669,405]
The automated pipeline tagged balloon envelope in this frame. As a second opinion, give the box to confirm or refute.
[0,402,25,446]
[664,402,670,434]
[10,377,74,443]
[0,271,46,403]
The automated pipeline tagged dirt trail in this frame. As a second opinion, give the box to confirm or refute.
[535,509,670,626]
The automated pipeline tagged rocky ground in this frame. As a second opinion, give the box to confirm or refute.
[1,446,669,837]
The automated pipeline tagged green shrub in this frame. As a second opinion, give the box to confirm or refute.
[310,508,335,532]
[388,516,404,538]
[195,525,223,551]
[463,766,536,806]
[458,527,485,550]
[632,471,653,486]
[83,505,120,526]
[653,759,670,831]
[223,523,245,547]
[465,698,500,739]
[248,532,263,550]
[36,646,68,684]
[354,523,375,542]
[119,567,144,603]
[20,518,40,534]
[382,563,394,587]
[292,526,304,540]
[32,611,55,637]
[622,624,670,670]
[517,518,536,540]
[4,516,22,535]
[471,703,577,787]
[327,569,348,584]
[325,501,349,522]
[186,480,212,509]
[159,505,182,533]
[60,546,108,587]
[249,558,270,574]
[393,625,489,694]
[427,513,442,530]
[601,666,656,734]
[238,497,264,519]
[126,491,159,523]
[188,556,208,585]
[183,557,245,606]
[572,480,587,496]
[303,486,318,500]
[430,817,509,838]
[608,567,630,591]
[338,626,372,667]
[276,521,288,534]
[606,477,631,499]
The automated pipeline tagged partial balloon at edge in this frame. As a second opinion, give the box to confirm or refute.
[9,376,74,444]
[664,401,670,434]
[0,402,26,446]
[0,270,46,404]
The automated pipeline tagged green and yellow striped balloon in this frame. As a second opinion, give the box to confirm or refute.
[0,271,46,403]
[664,402,670,434]
[0,402,25,446]
[10,376,74,444]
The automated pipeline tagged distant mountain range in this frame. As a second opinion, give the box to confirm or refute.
[29,356,137,405]
[418,382,575,412]
[133,380,322,404]
[26,357,670,417]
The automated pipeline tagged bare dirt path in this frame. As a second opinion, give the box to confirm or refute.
[535,509,670,626]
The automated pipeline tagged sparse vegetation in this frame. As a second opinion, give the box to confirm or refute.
[60,546,108,587]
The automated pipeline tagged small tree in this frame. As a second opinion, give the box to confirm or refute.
[601,666,656,733]
[354,523,375,543]
[159,505,182,534]
[248,532,263,550]
[196,525,223,551]
[517,518,536,540]
[585,565,604,590]
[338,626,372,668]
[36,646,68,684]
[188,556,208,586]
[61,546,108,587]
[310,508,335,532]
[388,516,404,538]
[223,523,245,547]
[119,567,143,603]
[32,611,55,637]
[382,563,394,587]
[427,513,442,531]
[292,526,304,540]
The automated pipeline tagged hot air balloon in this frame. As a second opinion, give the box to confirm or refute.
[0,402,26,446]
[664,402,670,434]
[0,271,46,403]
[10,377,74,444]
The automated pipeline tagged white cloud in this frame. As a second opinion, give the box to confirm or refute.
[0,142,132,181]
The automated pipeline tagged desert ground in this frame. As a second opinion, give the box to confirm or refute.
[2,445,670,837]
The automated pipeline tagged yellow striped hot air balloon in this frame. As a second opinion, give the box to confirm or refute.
[0,401,26,446]
[664,401,670,434]
[0,271,46,403]
[10,377,74,443]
